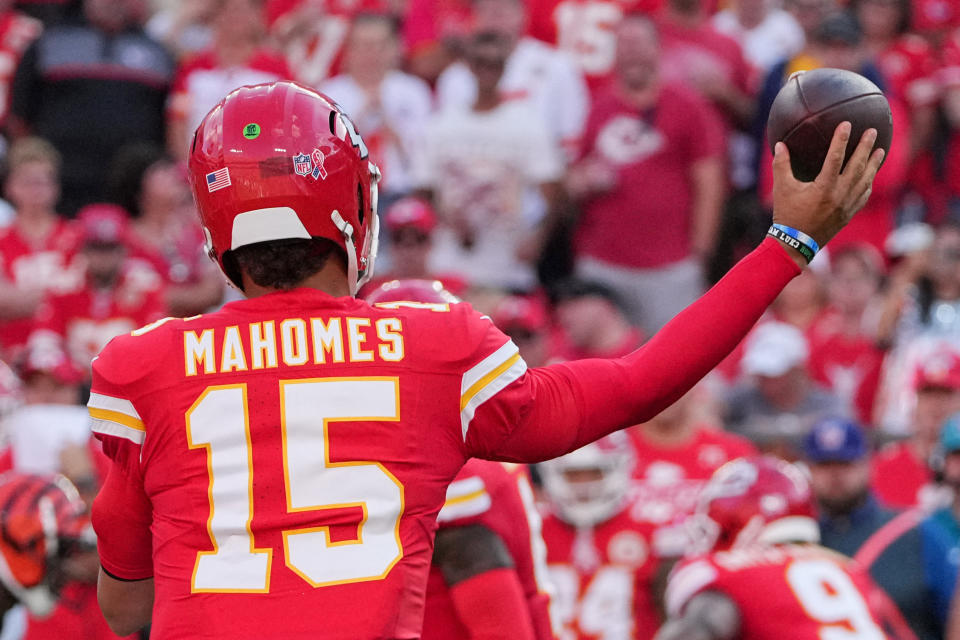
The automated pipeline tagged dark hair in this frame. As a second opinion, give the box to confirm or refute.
[107,143,169,218]
[549,278,626,312]
[224,238,346,290]
[351,11,401,37]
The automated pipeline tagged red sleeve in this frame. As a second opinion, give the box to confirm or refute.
[87,339,154,580]
[91,442,153,580]
[467,237,800,461]
[448,568,537,640]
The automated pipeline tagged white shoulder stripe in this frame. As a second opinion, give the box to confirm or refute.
[91,418,145,446]
[460,356,527,442]
[664,561,719,617]
[461,340,519,397]
[88,392,142,420]
[445,476,485,501]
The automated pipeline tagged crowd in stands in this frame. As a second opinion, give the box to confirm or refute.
[2,0,960,637]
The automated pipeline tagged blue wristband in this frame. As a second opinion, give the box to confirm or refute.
[772,224,820,255]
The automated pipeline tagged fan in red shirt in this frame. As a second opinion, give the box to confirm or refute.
[658,456,918,640]
[0,2,40,126]
[872,352,960,508]
[540,434,662,639]
[626,390,755,559]
[0,138,82,361]
[806,244,887,427]
[87,81,883,638]
[28,205,166,378]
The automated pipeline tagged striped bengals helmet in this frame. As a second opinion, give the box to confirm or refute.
[0,473,90,616]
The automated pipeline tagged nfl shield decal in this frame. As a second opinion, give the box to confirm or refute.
[293,153,312,176]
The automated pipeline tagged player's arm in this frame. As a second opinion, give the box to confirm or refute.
[97,572,154,637]
[433,524,537,640]
[654,591,742,640]
[468,124,885,462]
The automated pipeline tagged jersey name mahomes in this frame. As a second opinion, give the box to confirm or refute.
[183,316,405,376]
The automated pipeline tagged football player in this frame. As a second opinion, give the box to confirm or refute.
[366,279,555,640]
[657,456,917,640]
[0,472,93,630]
[540,434,662,639]
[89,81,883,638]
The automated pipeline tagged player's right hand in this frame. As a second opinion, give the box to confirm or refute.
[771,121,885,253]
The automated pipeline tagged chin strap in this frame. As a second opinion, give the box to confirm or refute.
[331,210,360,296]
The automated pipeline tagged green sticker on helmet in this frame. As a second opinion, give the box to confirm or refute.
[243,123,261,139]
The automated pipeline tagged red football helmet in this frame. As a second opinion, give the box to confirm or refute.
[688,456,819,553]
[189,81,382,294]
[0,473,91,616]
[362,279,461,305]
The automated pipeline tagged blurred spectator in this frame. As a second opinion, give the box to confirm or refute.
[403,0,471,84]
[784,0,836,42]
[724,322,847,454]
[712,0,805,73]
[110,146,223,316]
[360,197,468,296]
[626,389,755,562]
[551,279,643,360]
[656,0,755,132]
[928,412,960,542]
[0,1,40,137]
[806,416,956,640]
[880,224,960,347]
[28,204,166,377]
[538,435,662,638]
[166,0,291,160]
[854,0,938,159]
[435,0,589,157]
[526,0,658,89]
[146,0,216,59]
[12,0,74,26]
[490,294,551,367]
[769,263,827,330]
[321,13,432,200]
[267,0,384,86]
[9,0,174,216]
[412,31,563,291]
[807,244,887,426]
[873,351,960,508]
[568,14,724,333]
[0,138,81,361]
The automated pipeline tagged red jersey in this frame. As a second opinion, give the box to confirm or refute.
[878,34,939,107]
[870,441,936,509]
[542,506,660,639]
[31,263,166,375]
[665,544,915,640]
[422,460,555,640]
[88,290,534,639]
[0,219,82,357]
[526,0,658,89]
[627,426,756,558]
[807,309,885,427]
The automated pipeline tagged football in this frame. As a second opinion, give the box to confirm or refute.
[767,68,892,182]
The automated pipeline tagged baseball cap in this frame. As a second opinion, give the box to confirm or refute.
[913,351,960,391]
[384,197,436,235]
[941,412,960,453]
[803,416,868,463]
[76,204,130,246]
[741,322,809,377]
[491,295,548,333]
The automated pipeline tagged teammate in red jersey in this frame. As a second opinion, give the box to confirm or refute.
[365,279,555,640]
[0,473,93,630]
[89,80,882,638]
[657,457,917,640]
[540,434,661,639]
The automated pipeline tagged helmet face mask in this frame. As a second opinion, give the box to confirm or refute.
[540,435,635,528]
[189,81,382,295]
